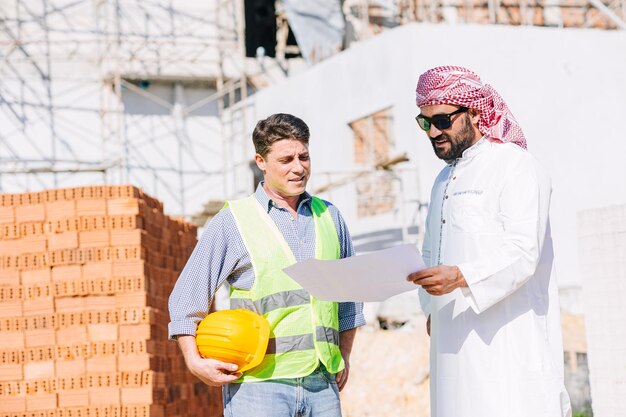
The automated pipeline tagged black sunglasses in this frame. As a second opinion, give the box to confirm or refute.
[416,107,468,131]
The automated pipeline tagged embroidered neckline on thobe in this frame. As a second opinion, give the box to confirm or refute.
[445,136,489,165]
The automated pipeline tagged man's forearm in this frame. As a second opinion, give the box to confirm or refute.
[339,328,357,359]
[177,335,202,368]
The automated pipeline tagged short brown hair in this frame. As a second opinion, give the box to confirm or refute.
[252,113,310,157]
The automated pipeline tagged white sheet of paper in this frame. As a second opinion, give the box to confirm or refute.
[282,243,425,302]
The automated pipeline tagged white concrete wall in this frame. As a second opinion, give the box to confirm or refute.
[253,22,626,287]
[578,205,626,416]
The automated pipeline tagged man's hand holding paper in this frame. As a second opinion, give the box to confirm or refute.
[406,265,468,296]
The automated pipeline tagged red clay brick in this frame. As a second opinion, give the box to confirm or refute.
[57,389,89,408]
[55,297,86,313]
[118,353,151,373]
[0,269,20,286]
[26,393,57,411]
[87,324,118,342]
[76,200,107,216]
[79,230,110,248]
[0,364,22,381]
[86,356,117,374]
[45,200,76,220]
[16,204,45,222]
[0,397,26,413]
[48,232,79,251]
[3,331,25,349]
[18,235,47,255]
[0,301,22,317]
[110,230,143,247]
[56,358,86,377]
[107,199,141,216]
[82,262,113,279]
[0,240,20,256]
[51,265,81,282]
[20,269,51,285]
[0,206,15,223]
[22,298,54,316]
[56,326,87,345]
[89,387,120,405]
[24,360,55,379]
[25,329,56,347]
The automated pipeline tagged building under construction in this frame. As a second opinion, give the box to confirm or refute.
[1,1,626,416]
[1,0,624,220]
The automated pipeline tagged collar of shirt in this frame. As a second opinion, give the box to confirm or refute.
[446,136,489,165]
[254,182,313,214]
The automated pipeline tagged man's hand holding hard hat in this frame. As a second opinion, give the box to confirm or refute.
[179,309,270,387]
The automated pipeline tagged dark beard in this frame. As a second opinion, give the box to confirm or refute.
[430,114,475,161]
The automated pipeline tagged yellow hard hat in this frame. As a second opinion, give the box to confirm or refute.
[196,308,270,373]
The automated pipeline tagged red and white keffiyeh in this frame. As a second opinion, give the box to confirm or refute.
[416,66,527,149]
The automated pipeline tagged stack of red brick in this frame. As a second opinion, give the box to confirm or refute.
[0,186,221,417]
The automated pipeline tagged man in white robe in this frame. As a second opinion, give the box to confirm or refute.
[408,66,571,417]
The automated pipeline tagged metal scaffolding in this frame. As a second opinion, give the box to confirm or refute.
[0,0,256,218]
[343,0,626,36]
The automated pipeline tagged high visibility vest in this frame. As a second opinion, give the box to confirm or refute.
[227,195,345,382]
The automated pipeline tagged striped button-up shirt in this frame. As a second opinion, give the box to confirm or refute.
[168,184,365,339]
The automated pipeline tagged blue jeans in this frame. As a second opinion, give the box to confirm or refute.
[222,364,342,417]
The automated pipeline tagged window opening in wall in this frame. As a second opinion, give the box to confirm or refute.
[349,108,396,217]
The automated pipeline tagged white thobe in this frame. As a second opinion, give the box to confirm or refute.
[419,138,571,417]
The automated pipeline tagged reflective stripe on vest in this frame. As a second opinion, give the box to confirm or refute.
[227,195,344,382]
[265,327,339,354]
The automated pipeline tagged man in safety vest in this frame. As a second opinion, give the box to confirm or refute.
[168,113,365,416]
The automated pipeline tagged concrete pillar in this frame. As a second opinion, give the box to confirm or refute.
[578,204,626,417]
